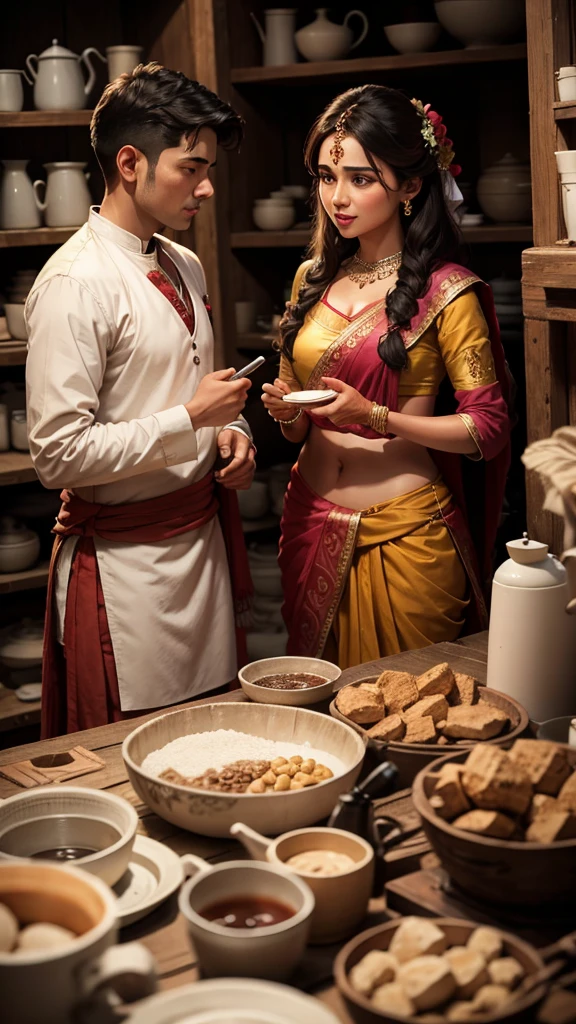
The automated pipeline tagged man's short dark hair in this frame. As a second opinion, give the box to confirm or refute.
[90,62,244,184]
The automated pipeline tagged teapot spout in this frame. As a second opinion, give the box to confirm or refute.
[249,11,266,45]
[229,822,271,860]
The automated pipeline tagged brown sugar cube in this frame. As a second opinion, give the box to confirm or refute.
[335,683,384,724]
[377,671,419,713]
[371,982,414,1016]
[443,704,508,741]
[402,694,449,725]
[349,950,397,997]
[487,957,525,989]
[528,793,559,822]
[467,926,503,963]
[389,917,447,964]
[526,809,576,843]
[430,763,471,819]
[472,984,511,1013]
[444,946,490,999]
[509,739,571,795]
[403,716,438,745]
[557,771,576,814]
[452,809,516,839]
[416,663,456,699]
[366,714,405,742]
[396,955,456,1011]
[462,744,533,815]
[451,673,479,705]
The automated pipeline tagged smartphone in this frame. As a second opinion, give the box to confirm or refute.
[229,356,266,381]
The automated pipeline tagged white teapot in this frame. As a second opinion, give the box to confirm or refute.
[295,8,369,62]
[26,39,105,111]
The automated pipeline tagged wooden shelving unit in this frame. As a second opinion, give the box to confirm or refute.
[0,451,36,486]
[0,110,93,127]
[231,225,534,249]
[553,100,576,121]
[0,342,27,366]
[0,227,80,249]
[0,563,50,594]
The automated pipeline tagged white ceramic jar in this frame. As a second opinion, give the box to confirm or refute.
[486,535,576,722]
[0,160,41,230]
[557,66,576,102]
[0,518,40,574]
[295,8,369,61]
[250,9,298,66]
[106,45,143,81]
[33,162,91,227]
[10,409,29,450]
[476,153,532,223]
[0,69,31,112]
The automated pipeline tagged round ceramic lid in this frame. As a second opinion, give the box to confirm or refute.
[38,39,78,60]
[493,534,567,588]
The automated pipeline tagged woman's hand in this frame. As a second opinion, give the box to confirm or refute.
[312,377,372,427]
[261,378,301,422]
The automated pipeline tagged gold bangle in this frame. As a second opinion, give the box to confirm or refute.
[368,402,389,435]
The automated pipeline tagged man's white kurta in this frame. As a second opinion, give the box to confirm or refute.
[25,209,244,710]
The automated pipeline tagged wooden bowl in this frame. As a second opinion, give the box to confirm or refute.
[412,744,576,907]
[238,656,341,707]
[334,917,546,1024]
[330,681,529,788]
[122,702,366,838]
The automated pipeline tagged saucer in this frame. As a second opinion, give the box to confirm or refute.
[114,834,186,927]
[15,683,42,702]
[282,389,337,406]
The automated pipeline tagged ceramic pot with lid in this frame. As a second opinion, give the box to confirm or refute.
[486,533,576,722]
[0,518,40,574]
[476,153,532,223]
[0,618,44,668]
[295,8,369,62]
[26,40,105,110]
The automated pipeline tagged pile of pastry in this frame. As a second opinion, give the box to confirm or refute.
[349,917,526,1021]
[335,663,508,745]
[429,738,576,842]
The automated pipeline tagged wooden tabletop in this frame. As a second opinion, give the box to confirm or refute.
[0,631,489,1021]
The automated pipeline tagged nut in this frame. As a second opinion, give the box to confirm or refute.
[248,778,266,794]
[293,771,317,787]
[274,773,291,791]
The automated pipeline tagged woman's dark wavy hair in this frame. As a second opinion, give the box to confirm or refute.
[279,84,463,370]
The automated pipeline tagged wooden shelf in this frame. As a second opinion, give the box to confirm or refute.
[0,227,80,249]
[231,225,533,249]
[0,451,36,486]
[0,110,93,128]
[231,43,528,86]
[463,224,533,243]
[0,342,27,366]
[522,245,576,321]
[0,562,49,594]
[0,685,41,733]
[553,100,576,121]
[237,333,276,351]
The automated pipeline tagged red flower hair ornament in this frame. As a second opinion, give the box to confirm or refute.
[411,99,462,178]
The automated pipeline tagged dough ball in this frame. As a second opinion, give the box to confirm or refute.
[0,903,19,953]
[17,922,76,952]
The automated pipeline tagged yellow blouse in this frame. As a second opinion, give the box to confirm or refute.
[279,261,497,397]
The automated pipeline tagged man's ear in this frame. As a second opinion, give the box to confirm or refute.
[116,145,143,184]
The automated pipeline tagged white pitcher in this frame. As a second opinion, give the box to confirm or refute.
[106,46,143,82]
[0,69,33,112]
[33,162,92,227]
[26,39,105,111]
[295,8,369,61]
[250,8,298,66]
[0,161,41,230]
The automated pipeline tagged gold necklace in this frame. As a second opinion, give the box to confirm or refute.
[347,250,403,289]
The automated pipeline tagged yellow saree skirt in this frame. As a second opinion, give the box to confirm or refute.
[324,479,469,669]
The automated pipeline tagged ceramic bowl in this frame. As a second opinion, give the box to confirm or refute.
[237,480,269,520]
[0,620,43,667]
[434,0,525,47]
[477,188,532,223]
[122,702,366,838]
[334,917,545,1024]
[0,786,139,887]
[253,204,296,231]
[250,564,283,598]
[555,150,576,174]
[384,21,441,53]
[0,535,40,573]
[238,656,341,707]
[4,303,27,341]
[247,631,288,661]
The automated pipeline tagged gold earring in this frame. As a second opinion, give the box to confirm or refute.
[403,199,412,217]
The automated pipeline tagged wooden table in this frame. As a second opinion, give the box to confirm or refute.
[0,632,490,1021]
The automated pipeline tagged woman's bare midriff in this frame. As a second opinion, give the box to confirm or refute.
[297,396,438,511]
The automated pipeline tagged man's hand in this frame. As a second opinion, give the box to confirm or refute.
[215,429,256,490]
[186,369,251,430]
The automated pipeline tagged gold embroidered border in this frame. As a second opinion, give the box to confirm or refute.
[459,413,483,462]
[403,273,480,350]
[307,302,387,389]
[316,510,361,656]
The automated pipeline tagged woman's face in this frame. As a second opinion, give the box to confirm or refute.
[317,133,417,240]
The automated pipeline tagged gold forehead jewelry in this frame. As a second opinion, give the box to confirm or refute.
[347,250,403,289]
[329,107,354,166]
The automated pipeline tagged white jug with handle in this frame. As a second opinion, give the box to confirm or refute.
[0,69,33,112]
[0,161,41,229]
[33,162,92,227]
[295,8,369,62]
[26,40,105,110]
[250,9,298,66]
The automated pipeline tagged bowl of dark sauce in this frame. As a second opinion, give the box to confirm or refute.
[238,657,341,706]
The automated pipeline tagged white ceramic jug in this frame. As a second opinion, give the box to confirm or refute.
[486,533,576,722]
[0,161,41,230]
[295,8,369,62]
[26,39,105,111]
[106,45,143,82]
[33,162,92,227]
[250,8,298,66]
[0,69,32,112]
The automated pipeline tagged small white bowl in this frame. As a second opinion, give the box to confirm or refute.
[4,303,27,341]
[0,535,40,574]
[555,150,576,174]
[253,205,296,231]
[239,656,341,706]
[384,21,441,53]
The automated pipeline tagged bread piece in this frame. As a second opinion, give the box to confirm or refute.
[528,793,559,823]
[488,957,525,989]
[452,809,516,838]
[472,984,511,1012]
[444,946,490,998]
[462,744,533,815]
[446,1002,478,1021]
[416,663,455,699]
[389,917,447,964]
[430,763,471,820]
[557,771,576,814]
[402,694,450,725]
[371,981,415,1016]
[526,809,576,843]
[335,683,384,724]
[509,739,571,796]
[397,955,456,1011]
[467,926,503,963]
[443,704,508,741]
[377,671,419,713]
[349,949,397,997]
[451,673,479,706]
[403,715,438,745]
[366,714,405,742]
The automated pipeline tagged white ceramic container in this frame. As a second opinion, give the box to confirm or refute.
[26,40,105,111]
[0,618,43,667]
[557,66,576,102]
[0,69,31,112]
[250,9,298,66]
[178,856,314,979]
[0,160,41,230]
[238,655,341,706]
[486,535,576,722]
[4,303,27,340]
[0,518,40,573]
[434,0,525,47]
[253,201,295,230]
[295,8,369,61]
[34,162,91,227]
[477,153,532,223]
[10,409,29,450]
[106,45,143,81]
[555,150,576,174]
[384,21,441,53]
[562,179,576,240]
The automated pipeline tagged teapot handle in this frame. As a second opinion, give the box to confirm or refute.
[25,54,38,81]
[249,11,266,45]
[20,67,34,86]
[32,179,47,213]
[345,10,369,51]
[80,47,106,98]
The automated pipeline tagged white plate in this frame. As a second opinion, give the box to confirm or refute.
[282,389,337,406]
[15,683,42,702]
[114,834,186,927]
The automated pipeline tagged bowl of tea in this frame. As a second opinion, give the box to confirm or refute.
[178,857,315,981]
[238,656,341,707]
[0,786,138,887]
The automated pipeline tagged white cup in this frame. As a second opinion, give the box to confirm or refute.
[106,46,144,82]
[555,150,576,175]
[234,300,256,334]
[557,66,576,102]
[0,70,30,112]
[178,857,314,981]
[0,861,156,1024]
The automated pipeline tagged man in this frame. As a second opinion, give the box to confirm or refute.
[26,63,254,738]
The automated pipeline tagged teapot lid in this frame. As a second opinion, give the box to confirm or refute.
[38,39,78,60]
[506,533,549,564]
[493,532,567,588]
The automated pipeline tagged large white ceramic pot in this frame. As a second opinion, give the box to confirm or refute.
[477,153,532,223]
[0,518,40,573]
[434,0,525,47]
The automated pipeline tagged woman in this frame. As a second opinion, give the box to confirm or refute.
[261,84,511,667]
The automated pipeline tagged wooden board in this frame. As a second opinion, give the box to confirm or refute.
[0,342,27,366]
[0,562,49,594]
[0,744,105,787]
[523,246,576,321]
[0,451,36,485]
[0,110,93,127]
[0,685,40,734]
[231,226,533,249]
[0,227,80,249]
[554,100,576,121]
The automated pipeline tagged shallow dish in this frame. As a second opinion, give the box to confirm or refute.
[384,21,441,54]
[238,656,341,707]
[115,835,189,927]
[122,702,366,838]
[282,389,337,405]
